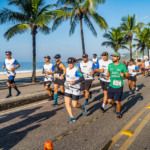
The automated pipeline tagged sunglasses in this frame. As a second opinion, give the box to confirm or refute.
[6,54,10,56]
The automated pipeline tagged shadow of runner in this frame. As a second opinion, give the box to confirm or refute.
[0,107,63,150]
[121,93,143,116]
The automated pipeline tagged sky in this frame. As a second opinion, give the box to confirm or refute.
[0,0,150,62]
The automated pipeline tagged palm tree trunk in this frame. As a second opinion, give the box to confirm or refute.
[80,18,85,55]
[147,47,149,59]
[130,39,132,60]
[32,29,36,83]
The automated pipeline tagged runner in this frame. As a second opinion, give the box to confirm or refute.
[107,52,129,119]
[79,54,95,105]
[93,54,99,77]
[2,51,21,98]
[42,56,55,100]
[95,51,112,112]
[53,54,66,106]
[64,57,86,123]
[128,59,139,95]
[141,60,145,76]
[144,58,150,76]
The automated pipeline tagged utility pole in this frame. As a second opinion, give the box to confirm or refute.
[136,15,138,65]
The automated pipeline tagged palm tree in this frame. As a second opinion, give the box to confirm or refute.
[102,27,128,52]
[121,14,143,59]
[0,0,56,83]
[134,28,150,59]
[53,0,108,54]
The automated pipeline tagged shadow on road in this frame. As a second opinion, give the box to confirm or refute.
[0,106,63,150]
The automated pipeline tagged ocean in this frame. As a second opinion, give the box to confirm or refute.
[0,62,77,75]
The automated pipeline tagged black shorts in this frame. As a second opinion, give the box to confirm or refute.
[100,80,110,91]
[65,93,79,100]
[7,76,15,84]
[54,78,65,86]
[81,80,93,91]
[128,76,136,82]
[141,68,145,72]
[108,86,123,102]
[44,81,52,87]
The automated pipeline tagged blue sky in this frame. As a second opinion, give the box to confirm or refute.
[0,0,150,62]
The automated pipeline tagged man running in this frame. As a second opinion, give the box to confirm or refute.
[42,56,55,100]
[65,57,86,123]
[93,54,99,77]
[2,51,21,98]
[144,58,150,76]
[107,52,129,119]
[53,54,66,106]
[79,54,95,105]
[141,60,145,76]
[128,59,139,95]
[96,51,112,112]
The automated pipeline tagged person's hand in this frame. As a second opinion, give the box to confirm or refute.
[132,69,135,72]
[69,81,75,85]
[100,68,104,72]
[42,70,45,74]
[2,66,5,69]
[106,77,109,80]
[90,71,94,75]
[10,68,15,72]
[120,73,124,77]
[46,71,50,74]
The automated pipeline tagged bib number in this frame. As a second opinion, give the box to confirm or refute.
[113,80,121,86]
[54,73,59,78]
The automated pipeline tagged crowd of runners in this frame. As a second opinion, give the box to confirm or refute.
[2,51,150,122]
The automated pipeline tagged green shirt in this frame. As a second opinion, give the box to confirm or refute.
[108,63,127,88]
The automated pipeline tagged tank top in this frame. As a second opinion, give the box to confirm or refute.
[54,62,63,75]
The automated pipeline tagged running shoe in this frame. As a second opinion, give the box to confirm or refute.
[51,102,58,106]
[135,86,138,91]
[16,91,21,97]
[100,107,105,113]
[67,117,76,123]
[116,113,122,120]
[129,91,133,95]
[6,94,12,98]
[89,91,92,99]
[82,104,87,115]
[84,100,89,105]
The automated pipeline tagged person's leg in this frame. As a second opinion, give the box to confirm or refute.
[65,96,73,117]
[102,90,108,108]
[53,84,59,105]
[60,85,65,94]
[108,99,116,106]
[45,85,52,96]
[115,101,121,113]
[6,82,12,96]
[128,80,132,91]
[72,100,82,109]
[11,80,21,96]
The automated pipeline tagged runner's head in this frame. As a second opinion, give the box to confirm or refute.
[82,54,88,62]
[111,52,120,63]
[5,51,12,59]
[54,54,61,62]
[93,54,97,59]
[67,57,76,69]
[44,56,50,63]
[129,59,134,65]
[102,51,108,61]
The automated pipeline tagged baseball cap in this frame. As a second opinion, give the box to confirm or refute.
[54,54,61,59]
[111,52,121,57]
[102,51,108,56]
[44,56,51,59]
[67,57,76,64]
[82,54,88,58]
[5,51,12,54]
[93,54,97,57]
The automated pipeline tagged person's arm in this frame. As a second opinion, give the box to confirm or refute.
[78,63,81,72]
[2,61,6,69]
[90,63,96,75]
[120,65,129,78]
[46,65,55,75]
[11,60,20,71]
[60,63,66,77]
[42,66,45,74]
[133,66,139,72]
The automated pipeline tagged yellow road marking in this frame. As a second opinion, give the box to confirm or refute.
[56,136,63,140]
[121,130,134,136]
[101,102,150,150]
[119,112,150,150]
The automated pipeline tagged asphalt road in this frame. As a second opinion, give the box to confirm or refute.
[1,75,150,150]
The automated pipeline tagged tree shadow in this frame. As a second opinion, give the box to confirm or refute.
[0,107,63,150]
[121,93,143,116]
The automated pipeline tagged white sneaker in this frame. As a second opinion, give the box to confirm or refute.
[129,91,133,95]
[135,86,138,91]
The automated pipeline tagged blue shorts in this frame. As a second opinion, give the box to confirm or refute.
[108,86,123,102]
[7,76,15,84]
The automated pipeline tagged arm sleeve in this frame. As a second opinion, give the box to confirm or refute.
[96,61,99,68]
[43,66,45,71]
[3,61,6,66]
[78,63,81,69]
[14,60,19,65]
[135,66,139,71]
[74,70,84,84]
[92,63,96,69]
[52,65,55,71]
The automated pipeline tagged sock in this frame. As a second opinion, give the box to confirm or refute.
[54,94,58,103]
[14,85,19,93]
[86,99,88,102]
[102,103,105,108]
[8,86,11,95]
[117,112,120,114]
[89,92,92,99]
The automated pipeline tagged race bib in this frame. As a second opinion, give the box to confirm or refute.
[83,74,88,78]
[54,73,59,78]
[129,70,132,74]
[65,82,70,89]
[113,80,121,86]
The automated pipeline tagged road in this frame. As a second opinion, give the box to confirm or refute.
[1,75,150,150]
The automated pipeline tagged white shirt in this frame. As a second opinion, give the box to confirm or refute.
[98,59,112,82]
[43,63,55,82]
[93,58,98,64]
[4,58,19,77]
[145,61,150,69]
[79,61,95,80]
[128,65,138,76]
